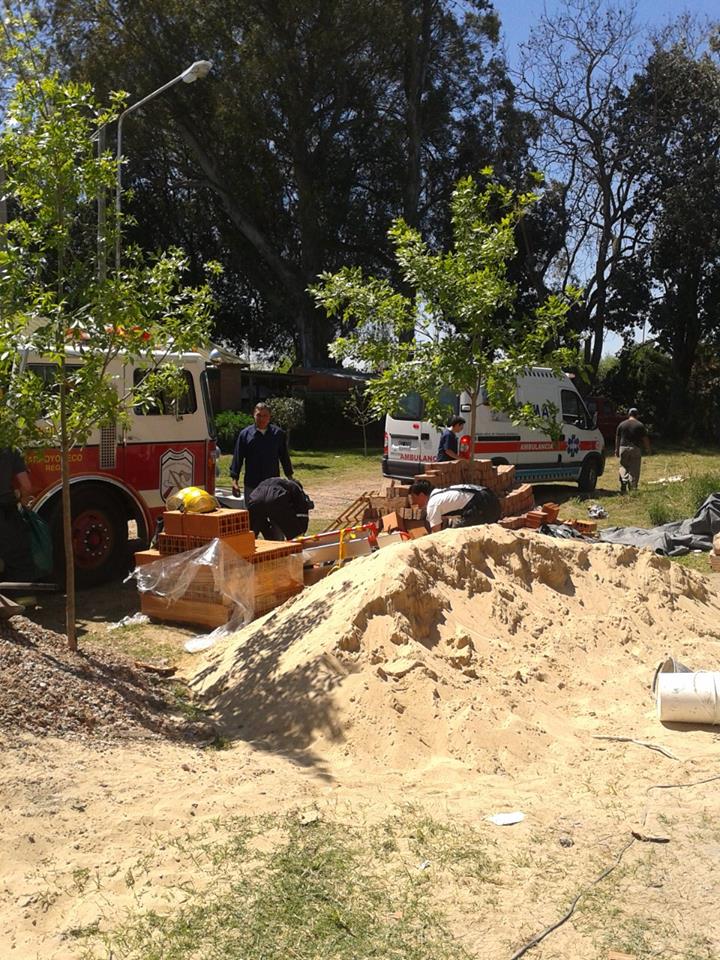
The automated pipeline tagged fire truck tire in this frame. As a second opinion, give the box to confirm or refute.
[577,457,599,493]
[51,490,127,589]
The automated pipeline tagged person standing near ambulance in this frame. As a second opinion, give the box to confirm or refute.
[230,402,294,503]
[436,416,466,462]
[614,407,650,493]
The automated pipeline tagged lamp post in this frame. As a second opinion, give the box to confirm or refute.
[113,59,213,271]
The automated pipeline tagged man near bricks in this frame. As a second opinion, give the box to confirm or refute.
[409,480,501,533]
[614,407,650,493]
[437,416,466,462]
[230,402,294,504]
[248,477,313,541]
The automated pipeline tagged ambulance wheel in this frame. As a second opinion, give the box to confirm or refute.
[578,458,599,493]
[51,490,127,588]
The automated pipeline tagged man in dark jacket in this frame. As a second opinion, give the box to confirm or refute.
[248,477,313,540]
[437,416,466,462]
[0,447,35,581]
[230,402,294,502]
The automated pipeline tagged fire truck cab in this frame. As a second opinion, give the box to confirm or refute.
[25,351,217,587]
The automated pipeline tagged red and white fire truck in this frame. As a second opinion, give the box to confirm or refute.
[23,351,218,587]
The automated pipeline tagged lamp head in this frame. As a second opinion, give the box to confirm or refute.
[181,60,213,83]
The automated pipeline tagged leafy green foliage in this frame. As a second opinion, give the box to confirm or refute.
[618,40,720,433]
[46,0,535,365]
[312,174,579,440]
[344,384,379,456]
[265,396,305,435]
[214,410,253,453]
[0,17,215,646]
[596,343,672,434]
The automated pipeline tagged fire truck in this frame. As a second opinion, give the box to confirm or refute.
[23,350,218,587]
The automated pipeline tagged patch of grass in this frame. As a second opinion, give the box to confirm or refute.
[646,496,684,527]
[84,814,471,960]
[167,683,209,723]
[216,447,382,487]
[541,446,720,574]
[100,626,183,666]
[685,472,720,513]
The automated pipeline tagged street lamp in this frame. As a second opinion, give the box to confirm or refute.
[114,60,213,270]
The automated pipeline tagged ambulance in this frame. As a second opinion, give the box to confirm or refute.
[22,350,218,587]
[382,368,605,492]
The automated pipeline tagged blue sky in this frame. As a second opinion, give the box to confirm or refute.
[494,0,719,60]
[491,1,718,355]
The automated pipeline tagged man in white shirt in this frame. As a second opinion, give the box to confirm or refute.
[409,480,501,532]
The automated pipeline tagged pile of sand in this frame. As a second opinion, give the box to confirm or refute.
[192,528,720,773]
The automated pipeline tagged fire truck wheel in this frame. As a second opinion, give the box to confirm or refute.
[52,491,127,589]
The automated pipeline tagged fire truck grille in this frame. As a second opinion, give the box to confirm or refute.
[100,425,117,469]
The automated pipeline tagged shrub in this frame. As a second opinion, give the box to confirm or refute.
[215,410,253,453]
[685,473,720,514]
[647,498,677,527]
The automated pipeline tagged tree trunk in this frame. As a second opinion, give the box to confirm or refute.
[362,423,368,458]
[667,269,702,437]
[59,374,77,651]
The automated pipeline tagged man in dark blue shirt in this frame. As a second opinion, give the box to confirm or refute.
[230,402,294,502]
[437,416,466,462]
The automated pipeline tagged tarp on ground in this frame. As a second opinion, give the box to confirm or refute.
[599,493,720,557]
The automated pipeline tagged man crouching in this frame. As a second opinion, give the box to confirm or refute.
[409,480,501,533]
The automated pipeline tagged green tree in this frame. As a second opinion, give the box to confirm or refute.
[265,396,305,448]
[617,37,720,435]
[517,0,645,371]
[312,174,579,441]
[344,384,379,456]
[596,342,672,432]
[45,0,534,365]
[0,21,215,649]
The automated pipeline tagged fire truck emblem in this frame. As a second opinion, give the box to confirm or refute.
[566,434,580,458]
[159,448,194,501]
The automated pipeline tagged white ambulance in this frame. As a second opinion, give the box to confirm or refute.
[382,368,606,492]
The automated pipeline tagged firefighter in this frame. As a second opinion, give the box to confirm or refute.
[229,402,294,503]
[0,447,35,581]
[247,477,314,541]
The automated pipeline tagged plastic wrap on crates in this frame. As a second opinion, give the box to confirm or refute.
[125,539,255,651]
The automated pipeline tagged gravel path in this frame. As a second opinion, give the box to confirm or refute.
[0,616,212,743]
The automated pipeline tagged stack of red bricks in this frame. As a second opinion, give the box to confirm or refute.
[499,503,599,536]
[363,459,538,533]
[134,507,303,627]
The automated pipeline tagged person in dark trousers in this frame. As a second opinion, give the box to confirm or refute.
[248,477,313,541]
[409,479,501,532]
[437,416,466,462]
[0,447,36,581]
[230,402,294,503]
[615,407,650,493]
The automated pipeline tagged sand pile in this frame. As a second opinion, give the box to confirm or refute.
[192,528,720,773]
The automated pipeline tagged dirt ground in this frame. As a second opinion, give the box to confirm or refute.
[3,482,720,959]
